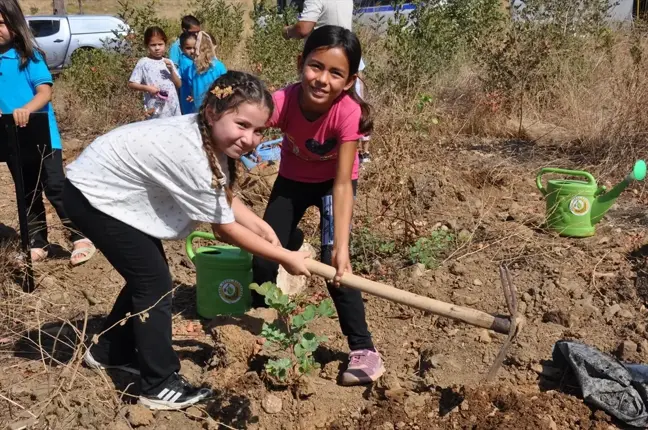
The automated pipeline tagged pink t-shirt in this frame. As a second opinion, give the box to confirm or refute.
[269,84,362,183]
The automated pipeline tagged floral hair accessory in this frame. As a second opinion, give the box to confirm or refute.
[211,85,233,99]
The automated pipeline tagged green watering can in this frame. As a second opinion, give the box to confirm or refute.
[185,231,253,318]
[536,160,646,237]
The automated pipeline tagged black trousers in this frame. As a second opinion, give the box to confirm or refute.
[7,149,85,249]
[252,175,374,351]
[63,180,179,393]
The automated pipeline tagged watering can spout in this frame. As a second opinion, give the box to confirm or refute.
[591,160,646,225]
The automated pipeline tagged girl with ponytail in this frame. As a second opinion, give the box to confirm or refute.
[252,25,383,387]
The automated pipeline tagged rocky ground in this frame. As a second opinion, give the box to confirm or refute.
[1,135,647,429]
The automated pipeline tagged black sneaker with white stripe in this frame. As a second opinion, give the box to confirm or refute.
[139,373,213,410]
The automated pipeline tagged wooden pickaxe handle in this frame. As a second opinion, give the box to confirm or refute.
[305,259,512,335]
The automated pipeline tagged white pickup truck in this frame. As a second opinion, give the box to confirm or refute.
[26,15,129,71]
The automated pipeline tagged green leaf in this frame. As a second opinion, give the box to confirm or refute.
[291,314,306,330]
[250,281,276,297]
[316,299,336,318]
[302,305,316,321]
[294,343,305,358]
[260,322,289,348]
[300,332,320,353]
[266,357,292,381]
[298,356,319,374]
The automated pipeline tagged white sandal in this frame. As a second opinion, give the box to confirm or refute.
[71,239,96,266]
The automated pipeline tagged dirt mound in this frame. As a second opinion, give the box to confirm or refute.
[331,385,615,430]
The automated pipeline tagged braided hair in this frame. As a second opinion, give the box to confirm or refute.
[197,71,274,205]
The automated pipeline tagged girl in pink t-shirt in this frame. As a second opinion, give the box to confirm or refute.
[252,25,383,386]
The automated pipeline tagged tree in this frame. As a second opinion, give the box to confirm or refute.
[53,0,66,15]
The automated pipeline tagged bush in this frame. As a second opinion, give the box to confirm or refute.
[475,0,613,106]
[56,49,142,135]
[116,0,178,58]
[246,0,302,88]
[381,0,504,92]
[189,0,245,63]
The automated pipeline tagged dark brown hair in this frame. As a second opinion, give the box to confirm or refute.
[144,26,167,45]
[181,15,200,31]
[197,71,274,204]
[302,25,373,135]
[0,0,45,69]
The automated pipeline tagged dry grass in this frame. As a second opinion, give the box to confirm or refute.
[19,0,255,18]
[4,4,648,427]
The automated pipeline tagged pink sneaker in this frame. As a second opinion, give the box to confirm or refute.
[340,349,385,386]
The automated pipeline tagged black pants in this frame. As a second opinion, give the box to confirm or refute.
[7,149,85,249]
[63,180,179,393]
[252,175,374,351]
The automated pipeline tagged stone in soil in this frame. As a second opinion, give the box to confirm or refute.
[261,393,282,414]
[452,291,479,306]
[573,295,601,319]
[476,329,492,344]
[542,309,572,328]
[618,308,634,319]
[604,304,621,320]
[618,340,638,361]
[449,262,467,276]
[186,406,202,418]
[403,394,427,419]
[125,405,154,427]
[297,375,316,398]
[409,263,426,278]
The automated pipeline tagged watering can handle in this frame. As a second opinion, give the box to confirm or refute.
[185,231,217,261]
[536,168,596,196]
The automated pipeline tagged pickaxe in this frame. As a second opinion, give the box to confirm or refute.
[305,261,525,380]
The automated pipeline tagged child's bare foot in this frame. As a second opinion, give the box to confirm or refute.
[30,248,48,263]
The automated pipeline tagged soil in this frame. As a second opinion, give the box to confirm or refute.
[1,135,648,430]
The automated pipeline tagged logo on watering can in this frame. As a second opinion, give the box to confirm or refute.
[219,279,243,304]
[569,196,590,216]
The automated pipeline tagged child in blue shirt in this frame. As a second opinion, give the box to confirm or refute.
[169,15,201,69]
[178,32,197,114]
[190,32,227,110]
[0,0,96,265]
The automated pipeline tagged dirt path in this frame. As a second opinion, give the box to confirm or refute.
[1,135,647,429]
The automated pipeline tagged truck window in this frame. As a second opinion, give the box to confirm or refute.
[29,20,61,38]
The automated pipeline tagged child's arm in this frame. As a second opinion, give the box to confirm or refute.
[231,197,280,246]
[128,82,160,95]
[331,141,358,285]
[11,84,52,127]
[212,222,310,276]
[164,59,181,89]
[128,60,159,95]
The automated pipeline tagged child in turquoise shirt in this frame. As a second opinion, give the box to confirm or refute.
[178,32,197,114]
[191,32,227,111]
[0,0,95,265]
[169,15,200,68]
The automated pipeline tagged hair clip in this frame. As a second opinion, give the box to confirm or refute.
[211,85,233,99]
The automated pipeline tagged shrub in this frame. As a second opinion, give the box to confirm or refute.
[246,0,302,88]
[189,0,245,63]
[56,49,142,135]
[381,0,504,92]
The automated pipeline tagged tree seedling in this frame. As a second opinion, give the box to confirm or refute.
[250,282,336,386]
